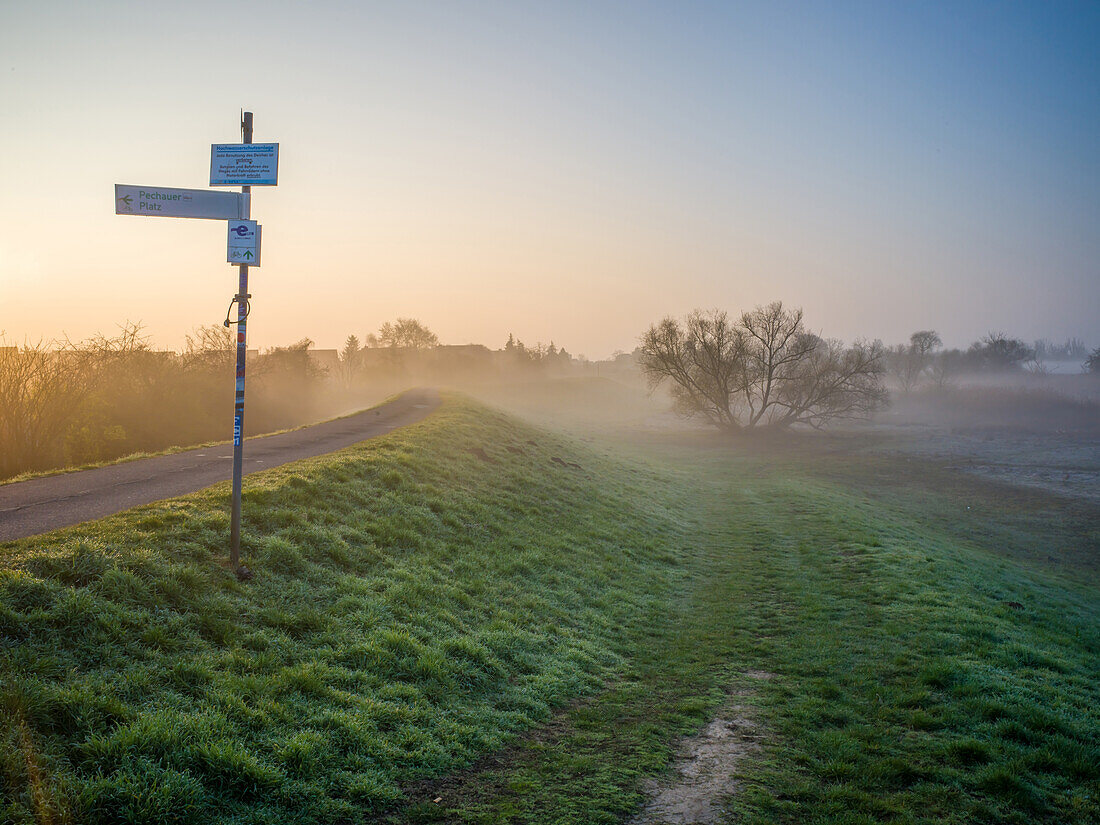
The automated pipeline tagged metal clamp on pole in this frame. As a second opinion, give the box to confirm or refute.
[223,294,252,327]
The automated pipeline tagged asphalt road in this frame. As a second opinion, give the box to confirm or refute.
[0,388,440,544]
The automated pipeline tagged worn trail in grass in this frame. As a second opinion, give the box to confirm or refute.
[1,399,1097,824]
[390,432,1100,824]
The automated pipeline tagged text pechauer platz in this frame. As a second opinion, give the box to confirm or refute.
[136,189,188,211]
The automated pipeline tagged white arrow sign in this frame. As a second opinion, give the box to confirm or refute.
[227,220,261,266]
[115,185,246,220]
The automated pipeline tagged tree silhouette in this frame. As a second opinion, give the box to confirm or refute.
[377,318,439,349]
[640,302,887,431]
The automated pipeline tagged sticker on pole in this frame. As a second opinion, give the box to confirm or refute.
[210,143,279,186]
[227,220,261,266]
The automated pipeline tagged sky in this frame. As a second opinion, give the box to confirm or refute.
[1,1,1097,359]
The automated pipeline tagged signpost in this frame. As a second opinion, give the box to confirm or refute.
[115,185,246,219]
[210,143,279,186]
[114,111,274,577]
[227,114,256,575]
[227,220,261,265]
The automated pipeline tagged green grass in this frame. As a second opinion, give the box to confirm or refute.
[1,397,1097,824]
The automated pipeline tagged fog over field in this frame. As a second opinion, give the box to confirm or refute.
[4,313,1097,496]
[2,3,1098,823]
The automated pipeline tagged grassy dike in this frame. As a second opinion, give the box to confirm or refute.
[0,397,714,824]
[2,398,1098,824]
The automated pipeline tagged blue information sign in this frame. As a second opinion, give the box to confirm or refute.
[210,143,279,186]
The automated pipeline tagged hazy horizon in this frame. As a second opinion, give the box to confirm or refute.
[2,2,1098,359]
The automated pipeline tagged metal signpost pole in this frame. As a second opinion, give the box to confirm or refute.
[229,111,253,571]
[115,116,274,571]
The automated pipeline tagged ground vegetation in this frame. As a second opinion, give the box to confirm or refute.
[1,397,1096,823]
[1086,347,1100,374]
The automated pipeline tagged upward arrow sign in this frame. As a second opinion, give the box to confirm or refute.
[227,221,260,266]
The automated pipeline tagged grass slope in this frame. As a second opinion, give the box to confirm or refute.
[1,398,698,823]
[397,433,1099,825]
[1,398,1097,824]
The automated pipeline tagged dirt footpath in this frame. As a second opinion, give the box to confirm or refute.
[630,671,773,825]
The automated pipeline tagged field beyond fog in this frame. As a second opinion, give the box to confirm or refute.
[5,321,1097,484]
[1,391,1097,824]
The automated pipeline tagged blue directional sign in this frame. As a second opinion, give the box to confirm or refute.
[210,143,279,186]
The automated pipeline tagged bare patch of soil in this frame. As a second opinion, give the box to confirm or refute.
[629,671,773,825]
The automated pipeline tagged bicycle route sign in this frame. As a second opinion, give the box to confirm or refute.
[227,220,261,266]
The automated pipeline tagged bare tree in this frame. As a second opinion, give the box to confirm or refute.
[1086,347,1100,374]
[888,330,942,392]
[1023,355,1051,375]
[968,332,1032,371]
[929,348,963,389]
[640,302,887,431]
[641,311,745,430]
[774,335,889,428]
[1035,337,1089,361]
[0,325,157,477]
[738,303,820,426]
[183,324,234,371]
[0,340,92,476]
[256,338,327,382]
[377,318,439,349]
[910,330,942,358]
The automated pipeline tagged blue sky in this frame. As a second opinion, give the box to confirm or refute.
[1,1,1097,356]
